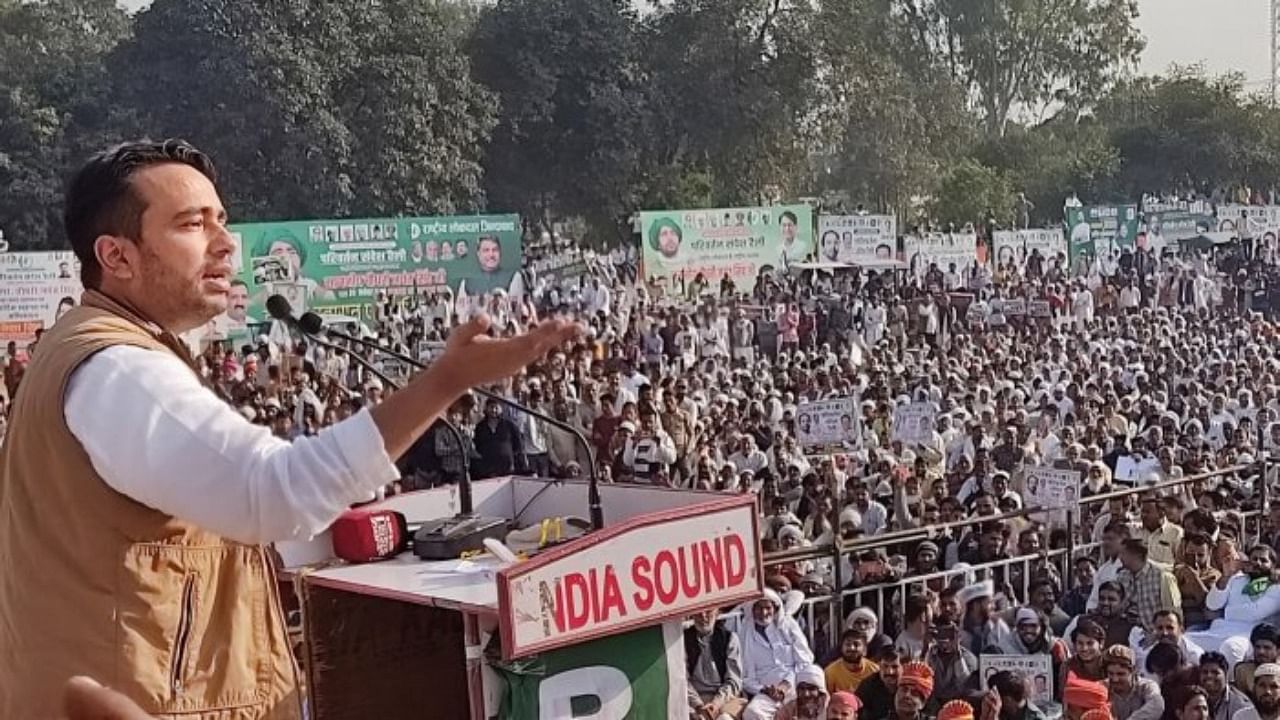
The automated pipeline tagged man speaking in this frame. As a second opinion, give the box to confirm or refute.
[0,139,577,718]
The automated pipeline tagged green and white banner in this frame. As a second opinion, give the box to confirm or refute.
[230,214,522,322]
[493,622,687,719]
[639,205,814,290]
[1064,205,1139,268]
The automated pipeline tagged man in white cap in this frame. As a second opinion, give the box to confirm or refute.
[1235,663,1280,720]
[958,580,1012,654]
[773,664,830,720]
[740,590,815,720]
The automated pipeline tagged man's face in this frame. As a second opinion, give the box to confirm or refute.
[841,635,866,664]
[880,656,901,690]
[111,163,236,332]
[692,608,718,634]
[1199,665,1226,695]
[1256,675,1280,714]
[1255,639,1279,664]
[782,216,797,243]
[1140,501,1162,530]
[1074,561,1096,588]
[797,681,824,715]
[1016,619,1041,647]
[227,283,249,321]
[1252,548,1275,577]
[752,599,775,626]
[1098,588,1122,617]
[1107,664,1134,695]
[828,704,858,720]
[478,239,501,272]
[893,687,923,717]
[1184,541,1210,568]
[1030,584,1055,613]
[1153,614,1180,643]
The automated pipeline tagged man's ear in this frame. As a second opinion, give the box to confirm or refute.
[94,235,137,281]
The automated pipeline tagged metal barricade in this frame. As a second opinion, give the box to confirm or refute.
[760,462,1268,653]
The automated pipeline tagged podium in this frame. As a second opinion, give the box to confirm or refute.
[281,477,763,719]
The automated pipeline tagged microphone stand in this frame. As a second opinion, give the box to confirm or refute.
[298,329,476,517]
[310,318,604,531]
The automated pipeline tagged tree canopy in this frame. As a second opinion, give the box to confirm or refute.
[0,0,1277,248]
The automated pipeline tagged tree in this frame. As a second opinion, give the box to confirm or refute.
[811,0,973,213]
[638,0,820,207]
[930,158,1016,228]
[470,0,644,241]
[1094,68,1280,199]
[110,0,494,222]
[0,0,130,249]
[895,0,1144,137]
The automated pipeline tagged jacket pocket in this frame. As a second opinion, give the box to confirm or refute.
[116,543,271,714]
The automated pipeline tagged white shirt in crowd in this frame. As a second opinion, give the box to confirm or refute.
[65,345,399,545]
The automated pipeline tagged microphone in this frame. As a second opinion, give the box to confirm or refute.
[300,309,604,532]
[331,508,409,562]
[266,295,506,559]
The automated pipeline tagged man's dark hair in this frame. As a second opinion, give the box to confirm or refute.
[64,139,218,289]
[1097,580,1126,599]
[1103,520,1132,538]
[1183,532,1212,548]
[1153,609,1182,626]
[1146,640,1183,675]
[840,627,867,644]
[989,670,1027,702]
[1121,538,1149,562]
[1199,651,1229,673]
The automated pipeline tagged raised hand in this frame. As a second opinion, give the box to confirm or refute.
[435,314,581,390]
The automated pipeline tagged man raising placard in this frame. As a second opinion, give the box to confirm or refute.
[0,139,578,718]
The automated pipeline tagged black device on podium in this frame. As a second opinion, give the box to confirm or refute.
[266,296,597,559]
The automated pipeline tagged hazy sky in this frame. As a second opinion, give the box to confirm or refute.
[117,0,1275,87]
[1137,0,1271,86]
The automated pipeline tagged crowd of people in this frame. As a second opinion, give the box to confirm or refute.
[6,209,1280,720]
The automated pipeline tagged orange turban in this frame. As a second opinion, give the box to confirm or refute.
[899,661,935,700]
[1063,673,1109,711]
[938,699,975,720]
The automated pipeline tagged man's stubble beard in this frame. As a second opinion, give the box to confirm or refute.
[139,249,226,331]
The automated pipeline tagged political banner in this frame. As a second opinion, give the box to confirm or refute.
[903,232,978,277]
[1021,466,1080,510]
[0,252,84,347]
[232,214,522,322]
[639,205,814,291]
[1000,298,1026,316]
[493,621,687,720]
[891,402,936,445]
[529,251,598,286]
[1028,300,1052,318]
[817,215,897,264]
[1141,199,1215,256]
[796,397,861,451]
[1064,205,1139,268]
[991,229,1067,269]
[1216,205,1280,241]
[980,654,1054,707]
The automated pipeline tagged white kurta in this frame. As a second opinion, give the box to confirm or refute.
[1187,574,1280,667]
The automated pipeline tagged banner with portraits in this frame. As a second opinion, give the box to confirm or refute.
[0,251,84,347]
[891,402,936,445]
[232,214,522,324]
[639,205,814,291]
[1021,466,1080,511]
[990,229,1067,269]
[1140,199,1215,256]
[1215,204,1280,242]
[980,654,1054,707]
[795,397,861,451]
[902,232,979,277]
[817,215,897,264]
[1064,205,1139,267]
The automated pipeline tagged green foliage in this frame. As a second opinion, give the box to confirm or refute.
[930,159,1017,228]
[470,0,644,241]
[896,0,1144,136]
[0,0,130,247]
